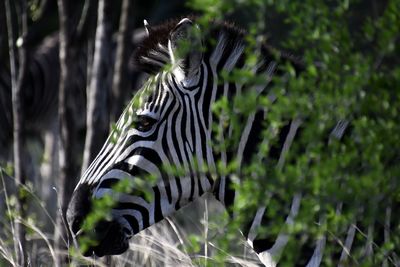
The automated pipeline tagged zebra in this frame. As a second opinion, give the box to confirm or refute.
[67,17,398,266]
[0,34,89,160]
[0,35,60,156]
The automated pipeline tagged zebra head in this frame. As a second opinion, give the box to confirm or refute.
[67,18,235,257]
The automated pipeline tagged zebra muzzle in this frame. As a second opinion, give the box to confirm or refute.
[67,183,131,256]
[83,219,130,257]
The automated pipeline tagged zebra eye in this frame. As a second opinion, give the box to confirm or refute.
[135,115,157,132]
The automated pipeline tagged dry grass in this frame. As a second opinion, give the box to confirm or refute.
[0,170,260,267]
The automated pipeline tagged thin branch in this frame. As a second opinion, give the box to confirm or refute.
[76,0,98,42]
[5,0,28,265]
[81,0,112,172]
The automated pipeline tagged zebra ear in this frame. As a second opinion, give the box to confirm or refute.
[144,19,150,36]
[168,18,203,82]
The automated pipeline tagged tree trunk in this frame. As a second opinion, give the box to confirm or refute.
[81,0,112,172]
[55,0,79,265]
[111,0,135,121]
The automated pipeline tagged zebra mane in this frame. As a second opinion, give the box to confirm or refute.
[132,16,246,74]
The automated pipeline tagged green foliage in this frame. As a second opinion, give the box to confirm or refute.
[187,0,400,265]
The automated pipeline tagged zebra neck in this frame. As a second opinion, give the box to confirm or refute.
[204,32,277,206]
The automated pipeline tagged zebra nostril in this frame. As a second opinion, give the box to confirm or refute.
[95,220,110,234]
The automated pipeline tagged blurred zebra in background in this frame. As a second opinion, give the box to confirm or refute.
[0,36,57,155]
[0,35,87,160]
[62,17,397,266]
[0,34,90,224]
